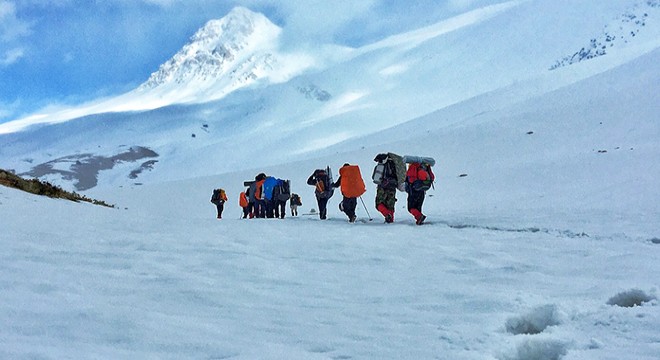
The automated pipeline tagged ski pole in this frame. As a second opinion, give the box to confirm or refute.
[359,196,373,221]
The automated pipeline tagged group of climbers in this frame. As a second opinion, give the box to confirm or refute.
[212,153,435,225]
[236,173,296,219]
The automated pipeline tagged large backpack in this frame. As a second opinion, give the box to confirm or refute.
[290,193,302,206]
[372,162,386,185]
[403,155,436,167]
[263,176,278,201]
[211,189,220,204]
[403,155,436,192]
[247,181,257,202]
[373,153,406,191]
[255,179,265,200]
[276,179,291,201]
[339,165,366,198]
[239,191,248,208]
[313,168,334,199]
[372,154,399,191]
[211,188,226,204]
[406,163,435,192]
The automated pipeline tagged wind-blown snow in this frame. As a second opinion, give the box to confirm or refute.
[359,0,524,53]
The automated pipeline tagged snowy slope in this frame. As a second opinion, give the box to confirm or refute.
[0,1,659,359]
[1,184,659,360]
[92,47,659,240]
[2,51,660,356]
[2,0,659,192]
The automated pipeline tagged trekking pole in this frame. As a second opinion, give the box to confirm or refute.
[359,196,373,221]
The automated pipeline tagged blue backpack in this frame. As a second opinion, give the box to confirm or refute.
[263,176,278,201]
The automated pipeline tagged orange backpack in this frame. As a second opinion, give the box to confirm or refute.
[406,163,434,191]
[255,179,265,200]
[239,191,248,208]
[339,165,366,198]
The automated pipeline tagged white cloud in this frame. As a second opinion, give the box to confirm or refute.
[1,46,24,65]
[0,1,31,42]
[1,1,31,67]
[283,0,376,31]
[0,98,19,120]
[242,0,378,45]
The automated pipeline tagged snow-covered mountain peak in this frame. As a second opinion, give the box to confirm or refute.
[190,6,276,45]
[137,7,283,93]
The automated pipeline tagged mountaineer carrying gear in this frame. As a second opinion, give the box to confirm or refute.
[334,163,366,223]
[403,155,436,225]
[210,188,228,219]
[290,193,302,216]
[307,167,334,220]
[263,176,279,218]
[372,153,405,223]
[272,178,291,219]
[253,173,267,218]
[239,189,250,219]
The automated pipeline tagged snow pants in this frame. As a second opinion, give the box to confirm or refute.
[376,187,396,222]
[316,196,329,220]
[247,201,255,218]
[214,201,225,219]
[407,189,425,221]
[341,196,357,221]
[266,200,276,218]
[274,200,286,219]
[254,199,266,218]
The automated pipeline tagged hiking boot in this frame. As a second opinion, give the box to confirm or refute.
[416,215,426,225]
[385,214,393,223]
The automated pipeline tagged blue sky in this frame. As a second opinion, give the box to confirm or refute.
[0,0,482,123]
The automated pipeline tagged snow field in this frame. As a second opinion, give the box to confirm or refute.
[1,186,658,359]
[1,1,659,358]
